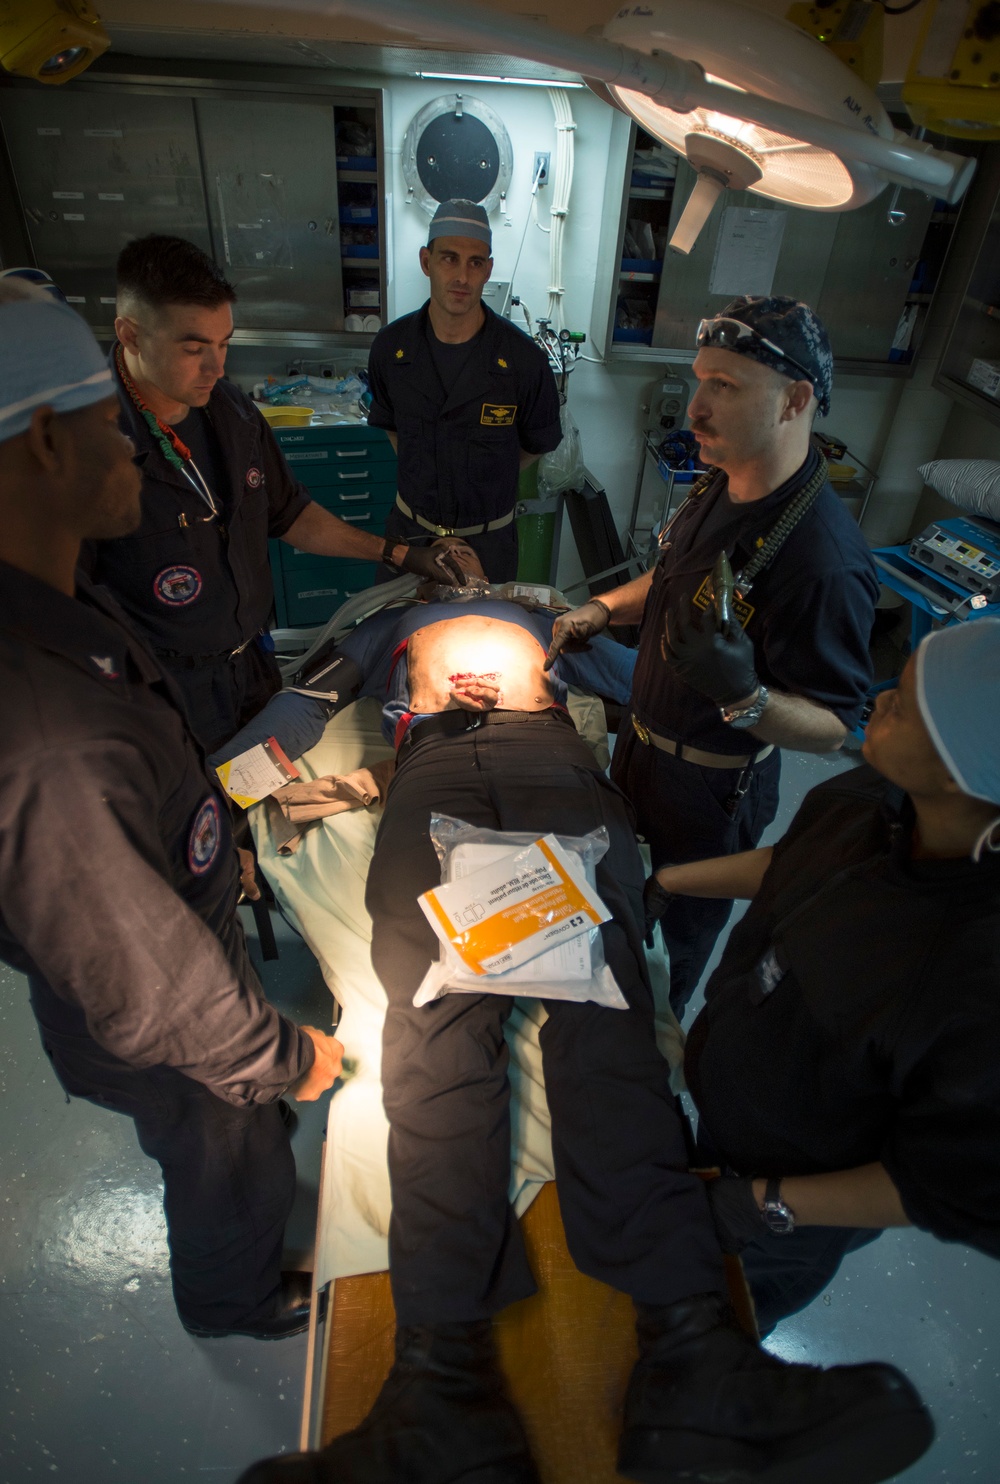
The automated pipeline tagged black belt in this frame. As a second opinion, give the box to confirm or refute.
[398,705,574,757]
[154,634,259,667]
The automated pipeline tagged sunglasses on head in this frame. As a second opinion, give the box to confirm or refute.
[695,316,815,386]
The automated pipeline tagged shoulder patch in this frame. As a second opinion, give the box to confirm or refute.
[154,565,203,607]
[246,466,262,489]
[188,796,222,876]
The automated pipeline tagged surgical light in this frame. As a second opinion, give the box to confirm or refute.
[199,0,976,241]
[602,0,896,252]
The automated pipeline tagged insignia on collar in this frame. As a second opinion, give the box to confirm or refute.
[395,349,404,359]
[89,655,120,680]
[497,357,508,368]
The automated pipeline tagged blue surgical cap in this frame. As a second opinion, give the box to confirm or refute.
[0,299,113,444]
[428,199,492,251]
[916,618,1000,806]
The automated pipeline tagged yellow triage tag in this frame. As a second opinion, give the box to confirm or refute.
[418,834,610,977]
[215,736,300,809]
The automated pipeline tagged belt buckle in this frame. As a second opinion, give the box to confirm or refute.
[631,715,651,745]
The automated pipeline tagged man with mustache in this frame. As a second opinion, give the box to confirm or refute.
[547,296,879,1018]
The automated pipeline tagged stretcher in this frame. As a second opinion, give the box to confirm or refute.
[250,688,741,1482]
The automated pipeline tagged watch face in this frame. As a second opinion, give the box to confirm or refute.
[763,1201,795,1235]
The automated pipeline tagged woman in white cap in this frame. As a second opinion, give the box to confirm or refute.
[653,618,1000,1336]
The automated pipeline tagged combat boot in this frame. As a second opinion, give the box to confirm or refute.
[618,1291,933,1484]
[237,1318,539,1484]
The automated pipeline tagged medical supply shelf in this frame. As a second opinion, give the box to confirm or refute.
[269,424,396,627]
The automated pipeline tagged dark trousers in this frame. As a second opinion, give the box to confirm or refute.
[364,714,726,1327]
[611,726,781,1017]
[376,504,520,586]
[29,966,295,1331]
[157,640,282,757]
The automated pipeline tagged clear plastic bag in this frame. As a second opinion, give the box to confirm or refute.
[413,813,628,1010]
[537,404,584,496]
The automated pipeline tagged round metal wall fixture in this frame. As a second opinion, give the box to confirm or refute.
[401,94,513,219]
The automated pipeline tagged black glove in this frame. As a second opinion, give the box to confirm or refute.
[642,873,675,945]
[543,600,612,671]
[661,602,759,707]
[705,1176,769,1255]
[396,543,467,587]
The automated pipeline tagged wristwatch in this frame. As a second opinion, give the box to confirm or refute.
[761,1176,796,1235]
[721,682,769,730]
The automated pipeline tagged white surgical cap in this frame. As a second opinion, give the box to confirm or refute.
[915,618,1000,808]
[0,299,113,444]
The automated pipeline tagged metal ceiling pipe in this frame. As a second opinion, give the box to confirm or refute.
[214,0,975,202]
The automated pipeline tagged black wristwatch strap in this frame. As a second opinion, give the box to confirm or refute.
[762,1175,796,1235]
[382,536,402,570]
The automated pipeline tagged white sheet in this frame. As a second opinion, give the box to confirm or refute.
[250,693,683,1290]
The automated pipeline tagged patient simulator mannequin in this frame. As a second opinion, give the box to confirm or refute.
[239,544,931,1484]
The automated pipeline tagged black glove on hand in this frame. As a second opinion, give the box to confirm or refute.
[661,603,759,707]
[642,873,675,946]
[397,544,467,587]
[705,1176,769,1255]
[543,600,611,671]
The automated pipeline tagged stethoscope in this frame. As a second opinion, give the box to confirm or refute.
[176,457,221,529]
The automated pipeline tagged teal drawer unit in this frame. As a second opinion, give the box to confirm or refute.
[270,424,396,626]
[271,553,378,627]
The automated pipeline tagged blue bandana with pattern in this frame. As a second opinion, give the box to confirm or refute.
[720,295,833,417]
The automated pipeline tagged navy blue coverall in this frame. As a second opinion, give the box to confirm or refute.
[366,303,562,582]
[82,351,311,754]
[0,563,314,1329]
[612,447,879,1017]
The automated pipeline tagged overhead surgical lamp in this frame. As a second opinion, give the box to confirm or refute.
[0,0,109,85]
[206,0,976,251]
[602,0,898,252]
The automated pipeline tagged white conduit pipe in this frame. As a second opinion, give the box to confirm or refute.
[547,87,575,331]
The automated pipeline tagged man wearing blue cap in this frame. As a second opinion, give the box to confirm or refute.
[651,618,1000,1337]
[0,279,345,1340]
[548,295,879,1018]
[366,199,562,582]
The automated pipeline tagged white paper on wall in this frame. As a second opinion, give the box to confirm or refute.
[708,207,787,298]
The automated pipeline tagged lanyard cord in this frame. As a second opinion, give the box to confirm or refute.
[115,344,220,518]
[658,455,829,594]
[735,454,828,594]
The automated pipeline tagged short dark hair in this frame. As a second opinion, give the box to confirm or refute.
[116,235,236,313]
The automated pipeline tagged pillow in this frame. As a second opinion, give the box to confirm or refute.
[919,459,1000,523]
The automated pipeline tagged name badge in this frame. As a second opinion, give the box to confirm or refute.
[480,402,517,427]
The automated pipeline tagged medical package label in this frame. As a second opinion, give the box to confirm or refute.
[215,736,300,809]
[444,842,591,984]
[418,835,610,977]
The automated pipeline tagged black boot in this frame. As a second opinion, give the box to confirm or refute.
[236,1320,540,1484]
[618,1292,934,1484]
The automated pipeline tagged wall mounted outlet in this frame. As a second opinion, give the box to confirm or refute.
[533,151,550,187]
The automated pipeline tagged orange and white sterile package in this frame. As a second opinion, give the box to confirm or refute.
[413,815,629,1010]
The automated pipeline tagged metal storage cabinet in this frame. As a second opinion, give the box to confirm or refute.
[270,424,396,626]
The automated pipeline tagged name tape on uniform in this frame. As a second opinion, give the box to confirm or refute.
[480,402,517,427]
